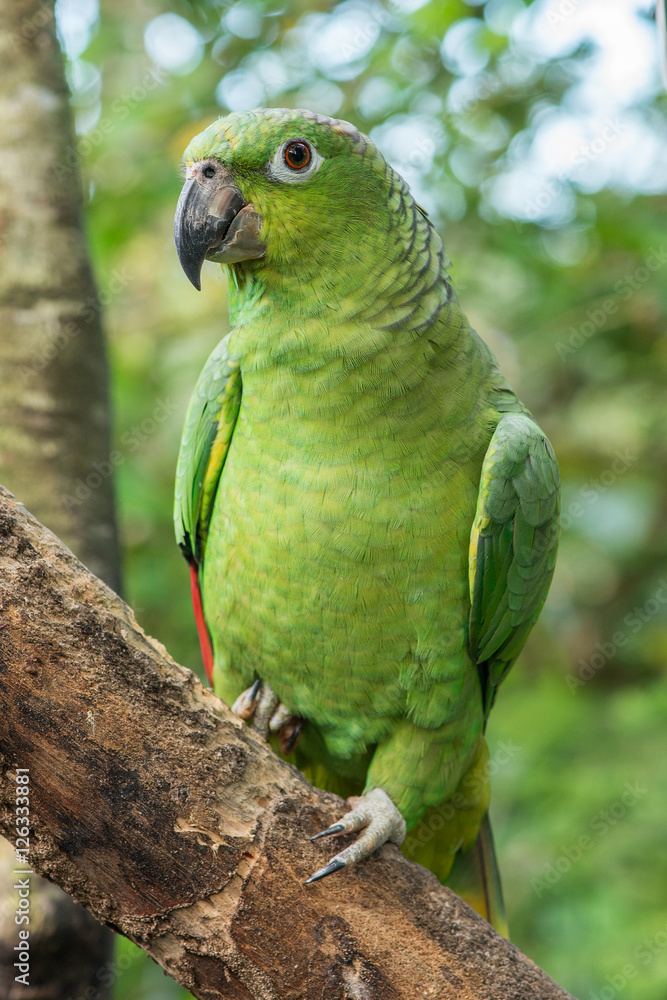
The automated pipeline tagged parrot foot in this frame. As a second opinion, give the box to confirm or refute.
[304,788,406,885]
[231,681,303,752]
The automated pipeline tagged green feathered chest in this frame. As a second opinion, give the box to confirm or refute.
[201,346,494,757]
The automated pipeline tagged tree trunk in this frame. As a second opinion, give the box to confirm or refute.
[0,0,121,590]
[0,487,575,1000]
[0,1,121,995]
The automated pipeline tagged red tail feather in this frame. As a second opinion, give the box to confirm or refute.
[189,563,214,686]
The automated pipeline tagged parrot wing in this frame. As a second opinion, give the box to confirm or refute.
[468,411,560,716]
[174,333,242,563]
[174,334,242,682]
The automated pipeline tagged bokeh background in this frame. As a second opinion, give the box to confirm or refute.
[50,0,667,996]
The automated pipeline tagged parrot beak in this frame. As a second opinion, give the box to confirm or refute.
[174,160,266,291]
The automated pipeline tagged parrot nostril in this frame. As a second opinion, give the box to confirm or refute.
[202,165,216,179]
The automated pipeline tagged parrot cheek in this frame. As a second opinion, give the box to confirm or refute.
[206,205,266,265]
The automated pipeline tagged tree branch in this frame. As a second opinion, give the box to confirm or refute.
[0,486,573,1000]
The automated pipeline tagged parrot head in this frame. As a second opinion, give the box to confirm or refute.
[174,108,399,290]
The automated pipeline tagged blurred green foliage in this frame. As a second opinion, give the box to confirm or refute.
[54,0,667,995]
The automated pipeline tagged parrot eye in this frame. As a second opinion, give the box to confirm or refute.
[284,141,311,170]
[267,138,323,184]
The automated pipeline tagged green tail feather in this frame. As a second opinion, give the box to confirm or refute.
[403,806,508,938]
[446,812,508,937]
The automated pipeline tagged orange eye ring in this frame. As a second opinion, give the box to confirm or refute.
[284,141,311,170]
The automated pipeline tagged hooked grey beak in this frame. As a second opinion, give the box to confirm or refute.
[174,160,265,290]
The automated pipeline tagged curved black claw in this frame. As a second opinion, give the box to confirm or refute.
[310,822,346,842]
[231,679,262,720]
[303,858,347,885]
[280,717,303,754]
[304,789,406,887]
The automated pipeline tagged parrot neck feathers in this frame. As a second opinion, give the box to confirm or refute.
[226,196,458,374]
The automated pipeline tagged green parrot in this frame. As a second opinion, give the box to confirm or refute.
[173,108,559,933]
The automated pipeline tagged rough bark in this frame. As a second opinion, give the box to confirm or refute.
[0,0,122,993]
[0,486,575,1000]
